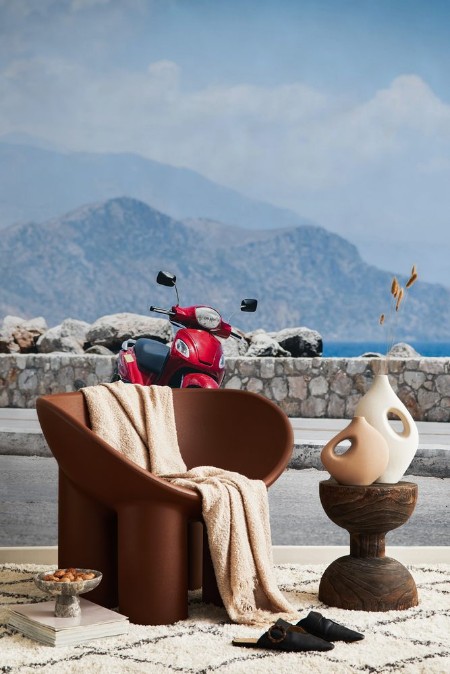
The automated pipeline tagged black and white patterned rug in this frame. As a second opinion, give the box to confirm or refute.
[1,563,449,673]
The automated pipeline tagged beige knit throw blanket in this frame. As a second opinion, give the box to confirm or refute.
[81,381,297,625]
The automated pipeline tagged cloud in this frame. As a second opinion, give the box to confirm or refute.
[70,0,112,11]
[2,56,450,176]
[2,55,450,246]
[0,0,117,17]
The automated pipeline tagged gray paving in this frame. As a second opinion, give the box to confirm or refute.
[269,468,450,547]
[0,455,448,547]
[1,410,449,547]
[0,455,58,546]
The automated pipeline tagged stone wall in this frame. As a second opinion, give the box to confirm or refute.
[0,354,115,409]
[223,357,450,421]
[1,354,449,421]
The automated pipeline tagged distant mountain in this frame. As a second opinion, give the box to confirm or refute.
[1,197,448,341]
[0,141,312,231]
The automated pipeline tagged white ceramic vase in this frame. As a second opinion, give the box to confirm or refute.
[354,373,419,483]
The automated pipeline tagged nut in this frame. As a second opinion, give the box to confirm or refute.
[41,568,97,583]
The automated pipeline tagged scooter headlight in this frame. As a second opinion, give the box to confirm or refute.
[219,353,225,369]
[195,306,221,329]
[175,338,190,358]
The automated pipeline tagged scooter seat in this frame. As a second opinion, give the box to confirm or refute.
[134,338,170,375]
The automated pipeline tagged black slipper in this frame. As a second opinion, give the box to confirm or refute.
[232,618,334,652]
[297,611,364,642]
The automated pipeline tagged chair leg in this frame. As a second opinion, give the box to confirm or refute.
[188,521,203,591]
[202,525,224,607]
[117,501,189,625]
[58,471,118,608]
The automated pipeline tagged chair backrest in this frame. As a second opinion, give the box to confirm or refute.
[36,388,293,500]
[171,389,293,486]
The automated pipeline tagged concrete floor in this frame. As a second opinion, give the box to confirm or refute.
[0,455,448,547]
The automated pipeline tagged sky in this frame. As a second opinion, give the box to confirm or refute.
[1,0,450,287]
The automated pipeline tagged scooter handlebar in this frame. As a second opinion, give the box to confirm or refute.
[230,330,242,340]
[149,306,176,316]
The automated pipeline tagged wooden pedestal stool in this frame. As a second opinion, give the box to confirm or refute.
[318,480,419,612]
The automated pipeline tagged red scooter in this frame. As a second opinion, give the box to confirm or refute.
[115,271,257,388]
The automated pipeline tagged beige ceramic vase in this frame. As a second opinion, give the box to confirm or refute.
[321,416,390,486]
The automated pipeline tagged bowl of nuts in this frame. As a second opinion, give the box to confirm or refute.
[34,568,102,618]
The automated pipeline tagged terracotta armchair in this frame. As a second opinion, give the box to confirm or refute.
[36,388,293,625]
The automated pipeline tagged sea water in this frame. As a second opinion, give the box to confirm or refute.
[323,342,450,358]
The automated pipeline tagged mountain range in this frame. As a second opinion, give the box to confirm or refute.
[0,140,311,231]
[1,196,448,341]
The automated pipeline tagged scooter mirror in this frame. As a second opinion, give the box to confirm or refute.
[240,299,258,312]
[156,271,177,287]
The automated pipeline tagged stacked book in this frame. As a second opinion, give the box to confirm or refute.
[8,598,129,647]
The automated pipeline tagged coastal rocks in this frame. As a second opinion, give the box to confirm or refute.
[0,313,326,360]
[84,345,114,355]
[86,313,172,352]
[269,327,323,357]
[0,312,325,359]
[388,342,421,358]
[222,325,324,359]
[246,330,290,357]
[37,319,90,354]
[219,332,249,357]
[0,316,47,354]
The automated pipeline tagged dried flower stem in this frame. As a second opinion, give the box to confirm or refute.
[380,264,418,360]
[406,273,418,289]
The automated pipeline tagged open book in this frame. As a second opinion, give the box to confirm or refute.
[8,598,129,647]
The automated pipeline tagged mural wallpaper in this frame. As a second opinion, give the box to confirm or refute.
[1,1,449,547]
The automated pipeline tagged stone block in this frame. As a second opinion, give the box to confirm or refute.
[95,356,116,381]
[281,401,302,417]
[420,360,445,374]
[224,376,242,390]
[260,359,275,378]
[404,371,426,390]
[301,397,327,417]
[17,370,38,391]
[294,359,313,373]
[270,377,288,401]
[327,393,346,418]
[246,377,264,394]
[330,371,353,397]
[418,389,441,411]
[436,374,450,397]
[238,359,258,377]
[287,376,307,400]
[346,360,369,375]
[386,358,404,373]
[426,407,450,422]
[309,376,328,396]
[345,393,361,418]
[397,386,420,418]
